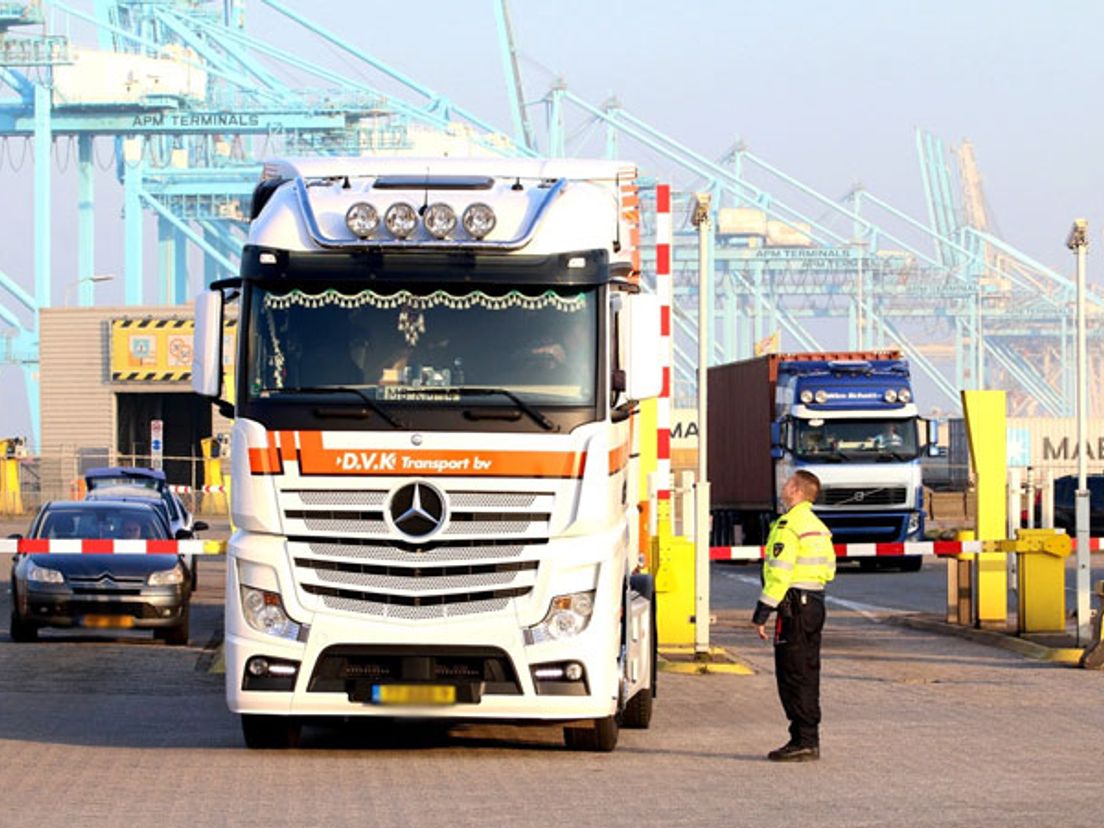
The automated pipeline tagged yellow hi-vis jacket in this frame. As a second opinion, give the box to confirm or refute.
[758,500,836,610]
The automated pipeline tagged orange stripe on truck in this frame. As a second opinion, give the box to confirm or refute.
[256,431,588,478]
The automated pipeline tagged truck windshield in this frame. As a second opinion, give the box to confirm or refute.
[245,283,598,407]
[794,417,919,461]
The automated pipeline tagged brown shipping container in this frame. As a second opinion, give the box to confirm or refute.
[707,357,774,509]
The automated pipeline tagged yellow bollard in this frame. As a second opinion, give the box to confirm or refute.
[200,437,228,516]
[654,534,695,646]
[1011,528,1072,634]
[0,440,25,516]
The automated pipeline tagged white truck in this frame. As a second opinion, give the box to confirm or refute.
[192,156,662,750]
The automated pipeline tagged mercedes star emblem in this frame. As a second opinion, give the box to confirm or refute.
[389,482,446,537]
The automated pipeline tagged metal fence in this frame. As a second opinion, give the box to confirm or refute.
[2,452,227,517]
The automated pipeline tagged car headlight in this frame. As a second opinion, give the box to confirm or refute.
[148,563,186,586]
[26,560,64,584]
[908,511,921,533]
[240,585,304,641]
[525,590,595,644]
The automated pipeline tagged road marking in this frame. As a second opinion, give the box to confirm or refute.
[717,569,901,623]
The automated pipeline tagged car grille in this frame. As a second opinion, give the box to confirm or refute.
[819,486,907,507]
[307,644,522,696]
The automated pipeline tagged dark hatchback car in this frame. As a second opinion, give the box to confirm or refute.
[9,500,191,645]
[1050,474,1104,536]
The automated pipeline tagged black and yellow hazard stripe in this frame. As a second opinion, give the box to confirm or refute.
[111,371,192,382]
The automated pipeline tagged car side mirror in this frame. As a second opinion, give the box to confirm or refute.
[192,520,209,533]
[7,533,22,540]
[174,528,192,540]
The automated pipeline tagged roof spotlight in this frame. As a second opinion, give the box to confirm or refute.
[384,202,418,239]
[424,203,457,239]
[345,202,379,238]
[462,203,496,239]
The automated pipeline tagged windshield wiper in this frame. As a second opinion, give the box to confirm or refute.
[277,386,405,429]
[875,448,913,462]
[460,388,556,431]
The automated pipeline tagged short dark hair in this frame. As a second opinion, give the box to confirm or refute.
[792,470,821,502]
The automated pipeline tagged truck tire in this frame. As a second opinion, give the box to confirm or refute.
[10,610,37,643]
[161,603,190,646]
[241,714,302,749]
[621,575,657,729]
[563,715,619,752]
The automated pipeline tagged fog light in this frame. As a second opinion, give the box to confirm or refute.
[423,202,457,239]
[384,202,418,239]
[564,662,583,681]
[345,202,379,238]
[247,657,269,677]
[462,202,496,239]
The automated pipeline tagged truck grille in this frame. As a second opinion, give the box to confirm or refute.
[820,486,907,507]
[281,486,554,619]
[290,538,539,621]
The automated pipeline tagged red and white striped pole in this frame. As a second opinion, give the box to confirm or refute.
[655,184,673,508]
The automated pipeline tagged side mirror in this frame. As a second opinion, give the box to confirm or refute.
[192,290,224,400]
[192,520,209,533]
[174,528,193,540]
[7,533,22,540]
[770,421,782,448]
[622,293,662,400]
[926,419,940,457]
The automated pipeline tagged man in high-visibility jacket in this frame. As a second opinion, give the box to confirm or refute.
[751,470,835,762]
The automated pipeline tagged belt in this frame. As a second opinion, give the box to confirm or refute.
[788,587,825,601]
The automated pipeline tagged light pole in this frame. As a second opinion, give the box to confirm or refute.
[691,192,712,657]
[63,274,114,307]
[1065,219,1090,644]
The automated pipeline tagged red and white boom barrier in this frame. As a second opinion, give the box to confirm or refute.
[710,537,1104,562]
[0,539,226,555]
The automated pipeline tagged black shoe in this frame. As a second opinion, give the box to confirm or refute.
[767,743,819,762]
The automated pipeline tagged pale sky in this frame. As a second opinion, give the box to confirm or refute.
[2,0,1102,440]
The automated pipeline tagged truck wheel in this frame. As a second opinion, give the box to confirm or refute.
[620,686,654,729]
[10,610,38,643]
[563,715,619,752]
[241,714,302,749]
[621,586,657,729]
[162,603,190,646]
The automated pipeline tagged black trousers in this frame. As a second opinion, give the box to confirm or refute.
[773,590,826,748]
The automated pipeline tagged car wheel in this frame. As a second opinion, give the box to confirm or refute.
[241,714,302,749]
[163,603,190,646]
[10,610,38,643]
[564,715,619,752]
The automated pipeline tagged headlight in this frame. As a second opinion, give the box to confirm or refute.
[384,202,418,239]
[462,203,496,239]
[26,560,64,584]
[883,389,898,403]
[148,563,186,586]
[799,390,814,404]
[814,390,828,404]
[240,585,303,641]
[423,202,457,239]
[907,511,921,533]
[345,202,379,238]
[898,388,911,403]
[525,590,595,644]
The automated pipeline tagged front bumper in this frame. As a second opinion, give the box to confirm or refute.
[19,583,188,630]
[225,528,627,722]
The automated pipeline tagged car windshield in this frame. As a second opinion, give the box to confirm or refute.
[794,417,919,461]
[38,509,168,540]
[245,284,598,406]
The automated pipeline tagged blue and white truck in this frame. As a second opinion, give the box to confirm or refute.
[707,351,937,571]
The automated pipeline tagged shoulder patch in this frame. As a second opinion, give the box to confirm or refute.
[776,519,788,528]
[772,542,785,558]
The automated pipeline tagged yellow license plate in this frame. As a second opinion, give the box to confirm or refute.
[82,615,134,629]
[371,684,457,706]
